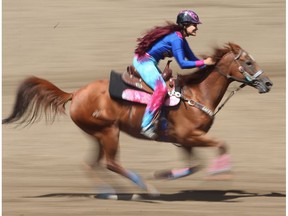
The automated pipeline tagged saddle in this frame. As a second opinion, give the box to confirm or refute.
[122,60,174,94]
[109,60,181,107]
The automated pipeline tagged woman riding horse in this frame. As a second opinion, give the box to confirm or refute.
[2,42,273,194]
[133,9,215,139]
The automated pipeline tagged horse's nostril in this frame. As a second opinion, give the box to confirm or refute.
[266,81,273,87]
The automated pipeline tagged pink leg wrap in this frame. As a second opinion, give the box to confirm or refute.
[208,154,232,175]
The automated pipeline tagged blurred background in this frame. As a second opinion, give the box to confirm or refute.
[2,0,285,215]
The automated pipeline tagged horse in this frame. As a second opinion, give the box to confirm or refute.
[3,42,273,194]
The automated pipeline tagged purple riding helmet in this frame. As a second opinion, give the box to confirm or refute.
[176,10,202,26]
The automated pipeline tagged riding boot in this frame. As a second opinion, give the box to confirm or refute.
[141,80,168,139]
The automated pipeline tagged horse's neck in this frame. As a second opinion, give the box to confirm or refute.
[189,68,230,111]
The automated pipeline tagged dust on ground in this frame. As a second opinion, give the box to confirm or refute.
[3,0,285,215]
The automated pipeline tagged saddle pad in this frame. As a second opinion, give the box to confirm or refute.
[109,71,180,107]
[122,89,180,106]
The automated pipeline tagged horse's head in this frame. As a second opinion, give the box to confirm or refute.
[216,43,273,93]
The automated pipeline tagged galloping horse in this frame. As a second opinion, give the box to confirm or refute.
[3,42,273,193]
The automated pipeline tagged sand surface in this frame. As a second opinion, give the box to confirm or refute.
[3,0,285,215]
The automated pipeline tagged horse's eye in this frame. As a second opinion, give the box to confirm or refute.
[246,61,253,66]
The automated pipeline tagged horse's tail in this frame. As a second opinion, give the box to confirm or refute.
[2,76,73,126]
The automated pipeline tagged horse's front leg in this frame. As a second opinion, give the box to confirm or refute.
[153,146,202,180]
[183,132,232,176]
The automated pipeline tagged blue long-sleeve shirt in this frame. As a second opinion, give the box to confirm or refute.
[146,32,204,69]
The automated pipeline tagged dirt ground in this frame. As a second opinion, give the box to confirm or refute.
[2,0,286,215]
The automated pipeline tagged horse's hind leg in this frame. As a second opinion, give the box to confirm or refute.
[97,126,155,192]
[82,139,117,194]
[84,139,104,169]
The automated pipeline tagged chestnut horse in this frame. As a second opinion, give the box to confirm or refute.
[3,43,273,193]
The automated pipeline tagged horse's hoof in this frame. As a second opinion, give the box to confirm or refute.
[146,184,160,197]
[95,193,141,201]
[95,193,118,200]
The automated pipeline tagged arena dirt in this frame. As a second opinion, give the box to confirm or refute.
[3,0,285,215]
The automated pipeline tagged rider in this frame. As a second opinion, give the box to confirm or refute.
[133,9,215,139]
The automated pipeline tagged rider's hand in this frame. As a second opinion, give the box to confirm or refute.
[204,57,216,65]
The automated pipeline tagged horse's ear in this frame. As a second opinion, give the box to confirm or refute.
[228,42,241,54]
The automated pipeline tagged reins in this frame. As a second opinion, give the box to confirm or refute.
[213,49,263,116]
[179,83,245,118]
[212,83,246,116]
[180,50,250,118]
[212,50,248,116]
[172,48,264,118]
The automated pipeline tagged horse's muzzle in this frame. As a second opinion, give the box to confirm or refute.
[254,76,273,93]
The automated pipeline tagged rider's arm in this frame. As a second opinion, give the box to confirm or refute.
[183,40,199,61]
[171,38,205,69]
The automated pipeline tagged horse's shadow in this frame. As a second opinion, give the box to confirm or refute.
[26,190,285,203]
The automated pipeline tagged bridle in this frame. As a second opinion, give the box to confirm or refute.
[180,49,264,117]
[215,49,264,86]
[212,49,264,116]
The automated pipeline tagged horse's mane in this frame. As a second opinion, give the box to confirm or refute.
[178,42,240,85]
